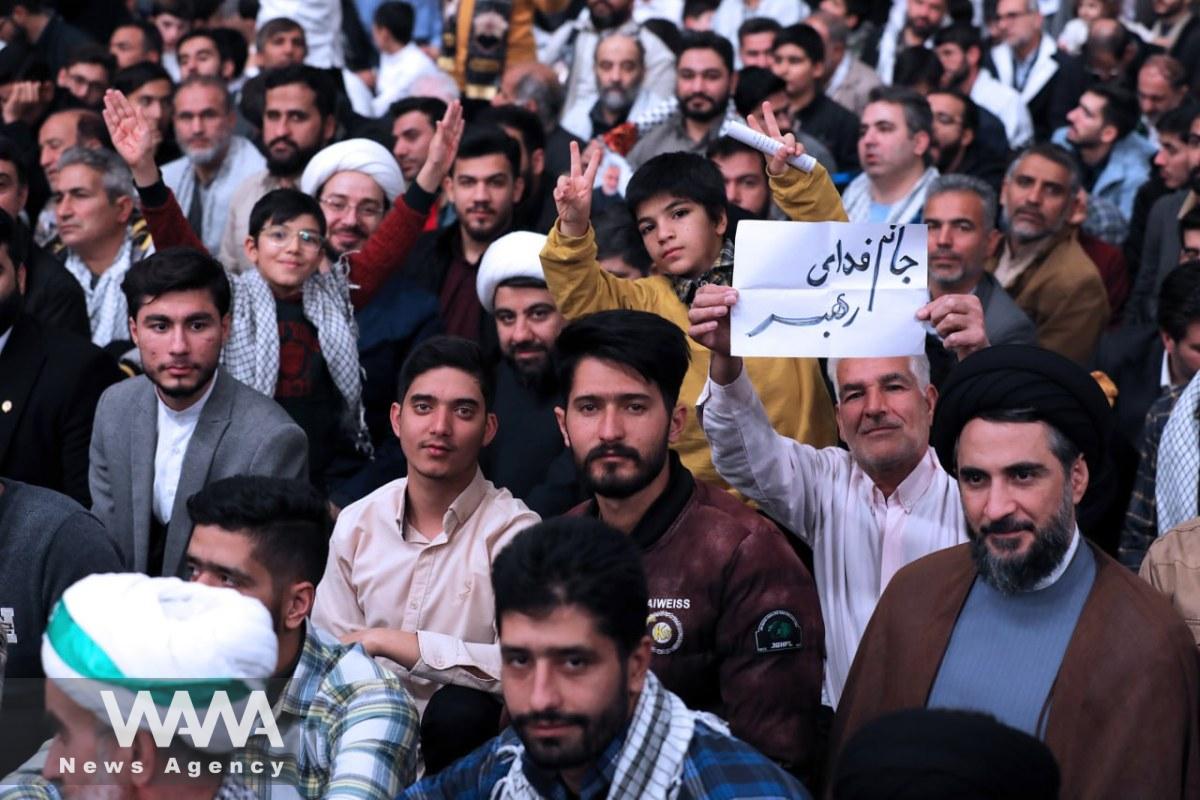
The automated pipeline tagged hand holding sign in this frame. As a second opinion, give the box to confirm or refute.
[689,285,744,385]
[918,293,990,361]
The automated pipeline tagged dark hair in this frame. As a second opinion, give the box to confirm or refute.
[928,86,979,132]
[64,43,117,80]
[683,0,719,19]
[208,27,249,77]
[0,208,28,268]
[478,104,546,156]
[734,66,786,118]
[594,203,652,275]
[707,134,765,163]
[453,125,521,178]
[177,74,234,113]
[1007,142,1083,196]
[626,151,727,227]
[1085,18,1132,61]
[396,335,496,408]
[679,30,734,74]
[892,46,944,92]
[1158,265,1200,340]
[176,28,223,63]
[373,1,415,44]
[263,64,337,119]
[1178,204,1200,242]
[112,19,165,58]
[1156,104,1199,139]
[773,23,824,64]
[186,476,330,587]
[867,84,934,157]
[389,95,446,127]
[256,16,305,52]
[492,516,648,658]
[152,0,195,20]
[121,246,232,319]
[738,16,782,43]
[932,23,982,52]
[496,276,548,292]
[75,110,113,151]
[248,188,326,238]
[555,309,691,409]
[112,61,173,97]
[0,136,29,188]
[1086,82,1139,141]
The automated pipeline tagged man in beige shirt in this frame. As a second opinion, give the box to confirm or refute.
[312,336,540,773]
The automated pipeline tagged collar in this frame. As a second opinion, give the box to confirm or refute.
[587,450,695,550]
[1028,527,1081,591]
[589,98,630,137]
[275,622,335,719]
[862,447,942,511]
[156,369,218,421]
[0,325,11,358]
[827,52,853,94]
[395,469,490,541]
[1161,349,1173,389]
[668,237,734,304]
[522,719,631,798]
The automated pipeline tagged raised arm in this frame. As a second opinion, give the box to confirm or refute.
[752,101,847,223]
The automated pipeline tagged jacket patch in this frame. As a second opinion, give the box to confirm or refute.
[646,611,684,655]
[755,610,802,653]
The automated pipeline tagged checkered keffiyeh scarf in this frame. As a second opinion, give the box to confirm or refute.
[63,236,143,347]
[604,98,741,156]
[491,672,724,800]
[223,257,371,454]
[1156,372,1200,534]
[669,238,735,305]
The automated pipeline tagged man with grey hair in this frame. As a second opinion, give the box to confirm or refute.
[560,32,668,141]
[925,173,1035,347]
[685,282,991,706]
[806,10,880,117]
[990,143,1109,364]
[492,62,584,184]
[162,76,267,255]
[53,146,154,349]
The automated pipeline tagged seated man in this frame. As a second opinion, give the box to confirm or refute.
[542,110,840,492]
[832,345,1200,799]
[400,516,812,798]
[185,476,420,796]
[109,18,164,69]
[311,337,540,773]
[737,17,781,70]
[554,309,824,777]
[933,24,1033,149]
[805,10,880,118]
[988,144,1110,365]
[112,62,178,165]
[34,108,109,248]
[707,136,785,220]
[771,23,859,171]
[926,88,1007,195]
[90,248,307,577]
[560,31,668,141]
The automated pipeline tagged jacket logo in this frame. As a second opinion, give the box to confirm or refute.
[646,610,683,655]
[755,610,803,653]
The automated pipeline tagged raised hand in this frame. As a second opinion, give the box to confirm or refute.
[554,140,601,238]
[689,284,744,385]
[2,81,41,126]
[917,293,990,361]
[102,89,159,188]
[749,100,807,177]
[415,99,465,193]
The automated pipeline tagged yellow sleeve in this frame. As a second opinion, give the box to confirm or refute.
[768,163,849,223]
[540,221,674,319]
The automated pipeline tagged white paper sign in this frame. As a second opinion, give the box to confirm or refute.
[731,221,928,358]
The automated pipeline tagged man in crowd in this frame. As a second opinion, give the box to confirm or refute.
[842,85,939,225]
[391,96,446,198]
[490,62,583,184]
[933,24,1033,148]
[176,28,237,82]
[1138,55,1191,135]
[479,104,557,234]
[109,18,164,69]
[926,174,1035,348]
[220,65,337,272]
[738,17,781,70]
[869,0,946,84]
[0,208,121,505]
[1127,105,1195,271]
[708,136,782,219]
[555,309,825,777]
[627,32,736,170]
[831,345,1200,799]
[989,144,1110,364]
[805,10,879,118]
[926,88,1006,193]
[400,517,812,798]
[312,336,540,774]
[55,46,114,110]
[162,76,266,255]
[371,1,438,117]
[1149,0,1200,86]
[0,0,91,75]
[113,62,178,166]
[185,475,421,795]
[771,23,859,171]
[474,231,577,517]
[560,32,664,141]
[89,248,308,577]
[299,137,405,259]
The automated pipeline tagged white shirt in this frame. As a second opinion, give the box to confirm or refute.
[372,43,439,117]
[152,374,217,524]
[162,136,267,256]
[0,327,11,358]
[697,367,967,706]
[969,69,1034,149]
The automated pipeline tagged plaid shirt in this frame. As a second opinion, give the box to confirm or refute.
[236,623,420,798]
[1121,384,1187,570]
[399,719,812,800]
[1082,193,1129,246]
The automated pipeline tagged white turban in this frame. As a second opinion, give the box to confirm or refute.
[42,573,278,753]
[476,231,550,313]
[300,138,406,204]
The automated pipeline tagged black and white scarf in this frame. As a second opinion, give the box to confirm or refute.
[669,237,735,305]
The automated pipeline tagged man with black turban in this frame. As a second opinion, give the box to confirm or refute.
[830,345,1200,800]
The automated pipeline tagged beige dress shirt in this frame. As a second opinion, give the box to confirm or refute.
[311,470,540,715]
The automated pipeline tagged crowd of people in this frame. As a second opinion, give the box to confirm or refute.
[0,0,1199,795]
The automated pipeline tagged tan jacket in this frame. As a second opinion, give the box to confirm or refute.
[987,231,1110,364]
[1141,517,1200,646]
[445,0,569,92]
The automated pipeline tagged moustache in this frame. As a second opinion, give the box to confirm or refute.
[584,443,642,466]
[682,93,717,107]
[509,341,548,356]
[980,516,1037,536]
[158,361,201,373]
[267,135,298,152]
[512,710,589,730]
[467,203,496,214]
[1012,205,1044,222]
[332,222,368,238]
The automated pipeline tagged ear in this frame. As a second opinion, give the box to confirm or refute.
[714,207,728,238]
[728,70,738,95]
[243,234,259,265]
[513,174,525,204]
[924,382,939,416]
[283,581,314,630]
[812,58,826,81]
[531,147,545,177]
[668,403,687,444]
[442,174,455,202]
[219,311,232,345]
[115,194,134,225]
[967,45,981,69]
[56,67,68,87]
[321,113,336,144]
[1069,454,1089,505]
[128,313,139,346]
[986,227,1002,257]
[16,182,27,211]
[1100,121,1119,145]
[625,635,653,696]
[221,60,235,81]
[130,729,157,787]
[555,405,571,448]
[15,262,25,295]
[482,411,499,447]
[389,401,403,441]
[912,129,931,159]
[1068,188,1087,227]
[960,126,975,149]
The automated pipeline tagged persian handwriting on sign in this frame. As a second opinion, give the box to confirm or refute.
[731,221,928,358]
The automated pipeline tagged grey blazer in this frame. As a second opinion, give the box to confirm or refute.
[1128,188,1187,326]
[89,367,308,577]
[975,272,1037,347]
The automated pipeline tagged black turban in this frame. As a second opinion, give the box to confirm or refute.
[831,708,1061,800]
[931,345,1110,474]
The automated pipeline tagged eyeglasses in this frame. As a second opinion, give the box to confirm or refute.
[261,226,324,252]
[320,196,385,221]
[995,10,1032,22]
[933,113,963,126]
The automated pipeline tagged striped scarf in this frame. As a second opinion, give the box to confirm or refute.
[841,166,939,225]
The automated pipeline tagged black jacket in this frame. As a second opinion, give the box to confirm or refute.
[23,241,87,337]
[0,314,123,504]
[795,93,861,172]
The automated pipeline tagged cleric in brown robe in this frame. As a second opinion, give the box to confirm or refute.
[829,345,1200,800]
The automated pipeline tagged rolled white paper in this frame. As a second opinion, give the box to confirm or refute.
[719,119,817,174]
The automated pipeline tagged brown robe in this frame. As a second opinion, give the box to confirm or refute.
[830,542,1200,800]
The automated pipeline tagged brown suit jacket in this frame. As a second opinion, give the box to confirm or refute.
[988,231,1110,365]
[830,541,1200,799]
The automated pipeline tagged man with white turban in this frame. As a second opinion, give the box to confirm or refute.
[18,573,278,799]
[300,138,407,257]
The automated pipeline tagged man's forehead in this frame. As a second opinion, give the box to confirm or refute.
[454,153,512,177]
[500,604,609,647]
[176,83,223,106]
[137,288,221,318]
[863,101,903,125]
[394,110,434,133]
[597,35,639,59]
[134,79,174,99]
[995,0,1025,13]
[926,190,982,219]
[1012,154,1068,183]
[928,93,964,115]
[266,83,318,109]
[713,151,763,176]
[635,192,697,218]
[570,356,657,395]
[679,48,725,72]
[406,366,485,399]
[181,36,219,55]
[55,164,102,188]
[837,356,917,384]
[321,170,386,201]
[494,283,555,310]
[40,113,80,141]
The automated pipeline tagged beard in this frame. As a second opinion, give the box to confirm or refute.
[588,0,631,30]
[512,671,629,771]
[934,140,964,172]
[183,131,232,167]
[460,203,514,244]
[576,435,668,499]
[600,84,637,113]
[968,481,1076,594]
[266,137,324,177]
[679,91,727,123]
[149,359,219,403]
[1002,204,1066,245]
[0,285,21,335]
[504,345,556,394]
[943,64,971,90]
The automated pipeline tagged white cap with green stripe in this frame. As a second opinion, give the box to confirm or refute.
[41,573,278,753]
